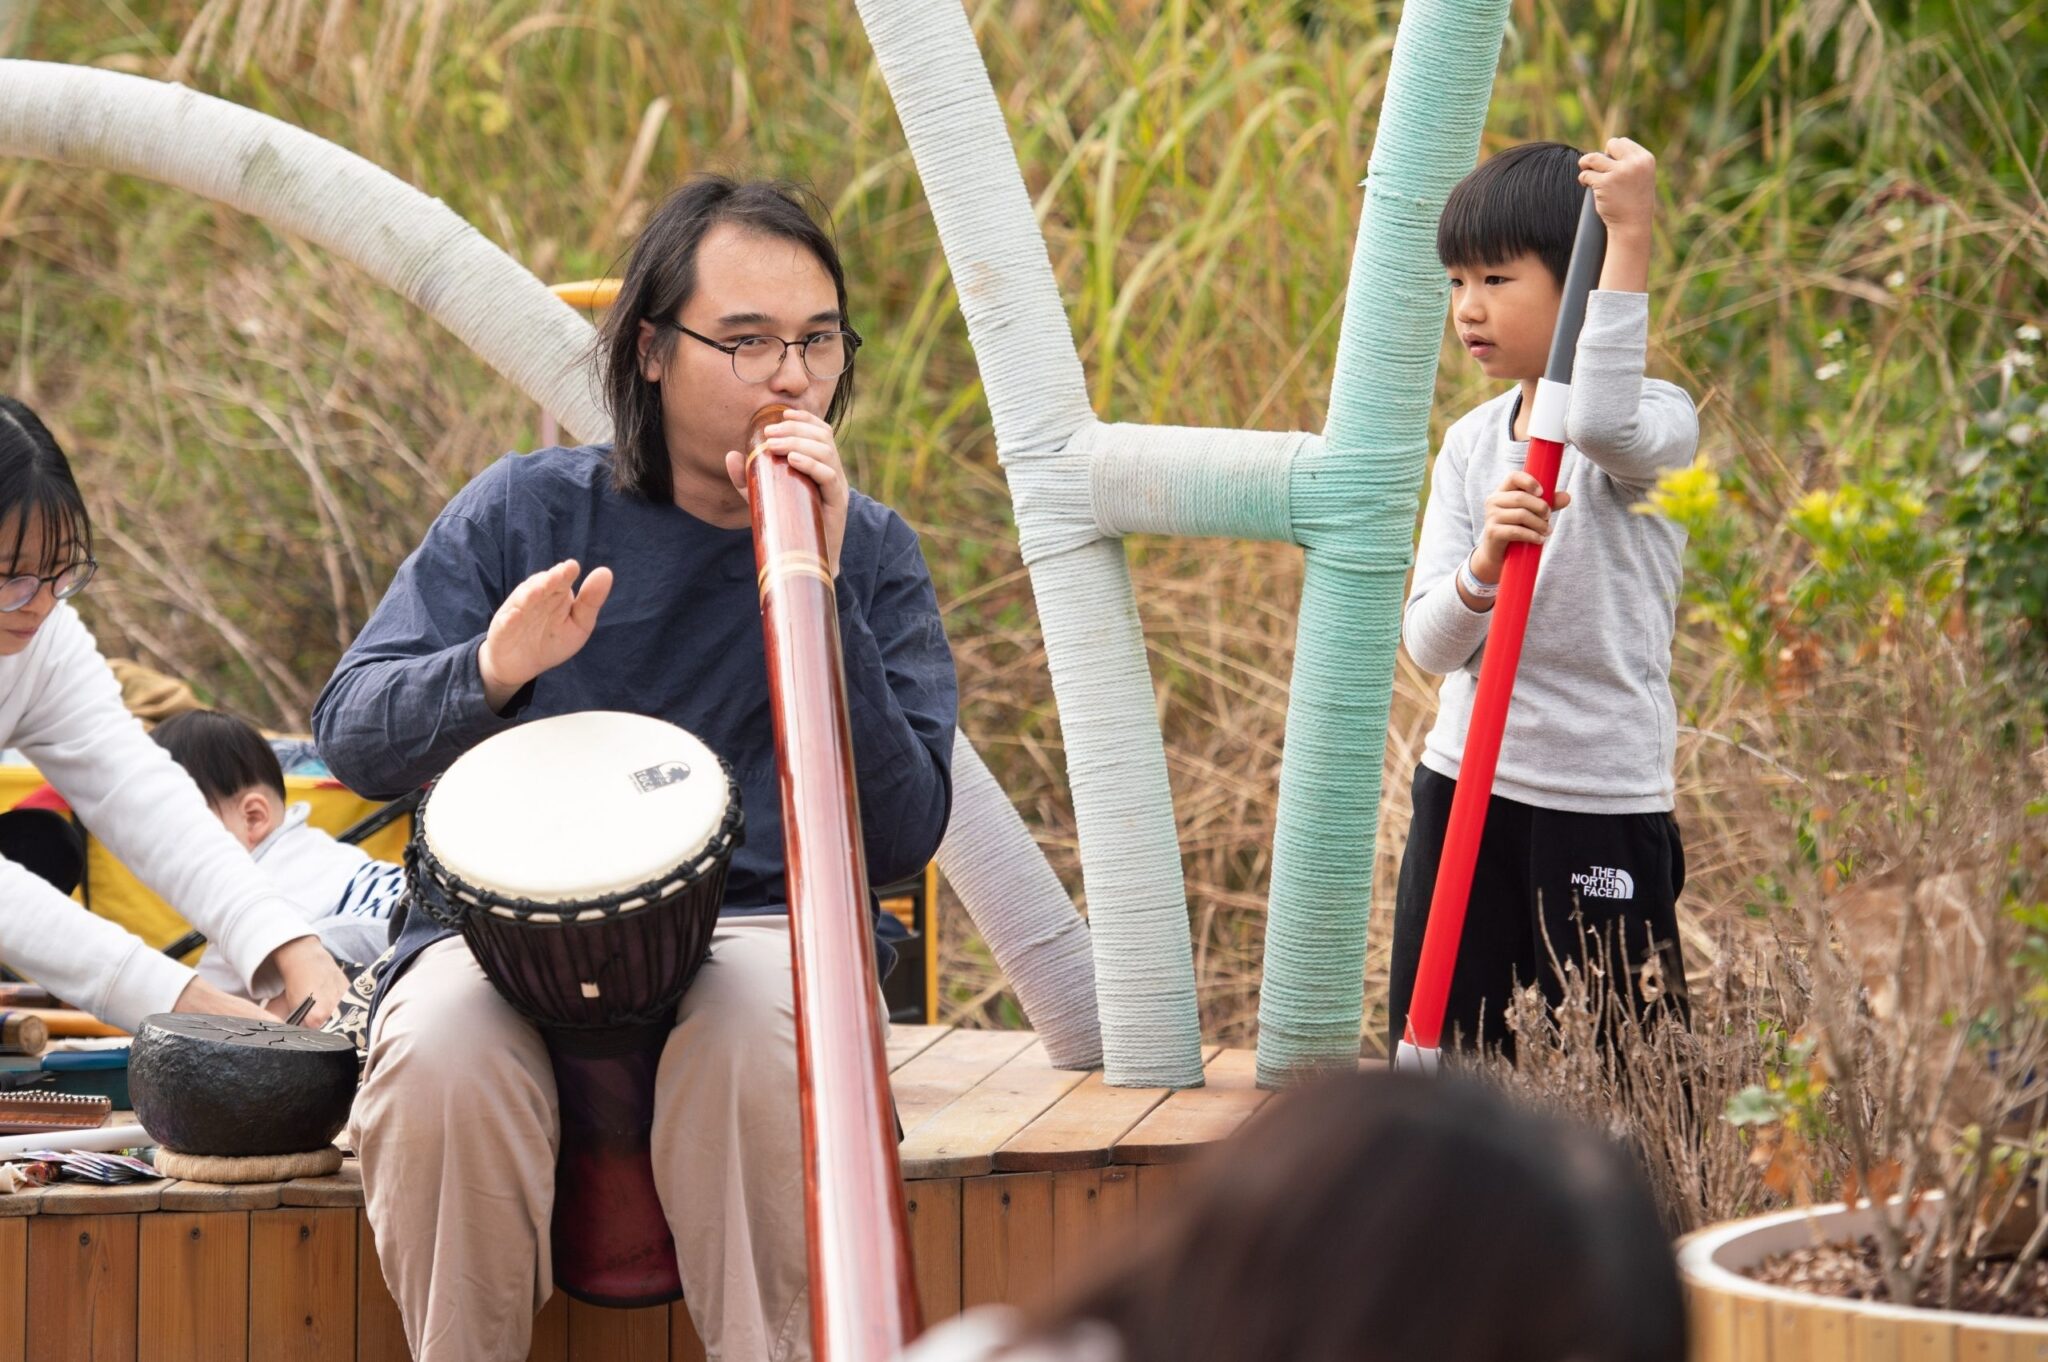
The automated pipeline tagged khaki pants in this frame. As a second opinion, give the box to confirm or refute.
[357,916,811,1362]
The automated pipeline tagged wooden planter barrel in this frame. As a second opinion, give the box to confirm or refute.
[0,1026,1263,1361]
[1680,1203,2048,1361]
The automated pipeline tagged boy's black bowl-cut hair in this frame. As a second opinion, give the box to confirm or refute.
[1437,141,1587,288]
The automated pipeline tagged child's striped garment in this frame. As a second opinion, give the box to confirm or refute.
[195,801,406,998]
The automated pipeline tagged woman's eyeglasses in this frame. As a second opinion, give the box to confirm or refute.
[0,560,97,613]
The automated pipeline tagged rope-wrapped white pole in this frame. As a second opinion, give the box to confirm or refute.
[938,737,1100,1068]
[860,0,1205,1086]
[0,61,606,444]
[0,58,1105,1067]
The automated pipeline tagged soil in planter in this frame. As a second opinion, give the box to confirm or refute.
[1746,1236,2048,1318]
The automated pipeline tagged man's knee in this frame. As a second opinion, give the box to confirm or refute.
[363,945,551,1118]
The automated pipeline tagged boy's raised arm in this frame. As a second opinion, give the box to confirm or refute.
[1566,138,1700,487]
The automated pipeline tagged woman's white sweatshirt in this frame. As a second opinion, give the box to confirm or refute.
[0,604,310,1029]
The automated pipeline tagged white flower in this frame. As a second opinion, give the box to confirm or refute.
[2020,323,2043,345]
[1816,361,1845,382]
[1884,215,1906,235]
[1822,329,1846,350]
[2009,423,2036,446]
[2014,350,2039,370]
[1885,269,1909,290]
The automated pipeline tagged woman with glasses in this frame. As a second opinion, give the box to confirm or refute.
[313,177,955,1362]
[0,396,348,1030]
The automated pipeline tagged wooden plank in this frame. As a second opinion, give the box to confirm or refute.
[960,1174,1054,1313]
[887,1025,952,1071]
[39,1181,165,1215]
[1904,1319,1958,1362]
[1767,1300,1803,1361]
[1957,1328,2014,1362]
[27,1212,140,1362]
[905,1178,962,1325]
[1858,1313,1903,1362]
[1135,1163,1195,1235]
[138,1211,249,1362]
[527,1292,568,1362]
[2010,1336,2048,1362]
[250,1207,356,1362]
[892,1031,1038,1136]
[1111,1049,1268,1165]
[0,1217,23,1362]
[899,1043,1089,1179]
[283,1164,364,1208]
[1807,1304,1853,1362]
[668,1302,706,1362]
[0,1187,41,1217]
[1729,1293,1769,1361]
[355,1213,410,1362]
[159,1182,284,1213]
[994,1049,1221,1173]
[567,1300,668,1361]
[1686,1285,1735,1362]
[1048,1167,1137,1300]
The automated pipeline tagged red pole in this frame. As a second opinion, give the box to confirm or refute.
[746,403,922,1357]
[1398,195,1608,1069]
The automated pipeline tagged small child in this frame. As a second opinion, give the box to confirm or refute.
[1387,139,1698,1054]
[151,709,403,998]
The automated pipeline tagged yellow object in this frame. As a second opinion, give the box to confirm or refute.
[0,764,409,964]
[549,278,622,311]
[923,861,940,1026]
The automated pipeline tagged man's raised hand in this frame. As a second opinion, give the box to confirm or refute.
[477,560,614,713]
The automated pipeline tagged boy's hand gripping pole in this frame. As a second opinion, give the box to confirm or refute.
[1397,193,1608,1073]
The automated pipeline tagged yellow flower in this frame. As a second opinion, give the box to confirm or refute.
[1638,456,1721,529]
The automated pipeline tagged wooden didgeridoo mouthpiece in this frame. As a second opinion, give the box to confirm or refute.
[744,402,921,1358]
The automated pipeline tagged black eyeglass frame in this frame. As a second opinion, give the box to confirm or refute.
[659,319,863,383]
[0,559,97,613]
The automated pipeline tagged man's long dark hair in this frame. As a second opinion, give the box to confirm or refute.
[1021,1071,1686,1362]
[596,176,856,503]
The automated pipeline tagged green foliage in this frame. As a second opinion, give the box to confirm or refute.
[1950,337,2048,706]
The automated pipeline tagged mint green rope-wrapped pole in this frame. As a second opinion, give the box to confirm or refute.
[1256,0,1512,1086]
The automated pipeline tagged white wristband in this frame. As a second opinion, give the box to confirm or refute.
[1458,554,1499,600]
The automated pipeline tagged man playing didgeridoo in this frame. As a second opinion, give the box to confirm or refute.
[313,177,956,1362]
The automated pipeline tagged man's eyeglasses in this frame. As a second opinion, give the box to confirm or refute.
[0,560,97,614]
[662,320,862,384]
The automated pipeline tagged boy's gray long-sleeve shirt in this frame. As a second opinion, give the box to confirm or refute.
[1404,290,1696,814]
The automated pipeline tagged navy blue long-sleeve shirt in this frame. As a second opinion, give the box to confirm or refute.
[312,443,956,994]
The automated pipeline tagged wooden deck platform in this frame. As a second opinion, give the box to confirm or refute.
[0,1027,1268,1361]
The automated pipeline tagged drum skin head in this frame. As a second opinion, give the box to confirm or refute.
[425,711,730,902]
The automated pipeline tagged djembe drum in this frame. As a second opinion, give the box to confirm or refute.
[410,710,743,1308]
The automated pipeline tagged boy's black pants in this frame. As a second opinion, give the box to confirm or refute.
[1386,763,1690,1057]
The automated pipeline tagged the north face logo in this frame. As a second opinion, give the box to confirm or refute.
[630,760,692,794]
[1569,865,1636,900]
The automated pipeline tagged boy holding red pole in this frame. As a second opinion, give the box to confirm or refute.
[1388,138,1698,1057]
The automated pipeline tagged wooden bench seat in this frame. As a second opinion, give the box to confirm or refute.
[0,1027,1266,1361]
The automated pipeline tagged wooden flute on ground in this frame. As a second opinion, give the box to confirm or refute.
[745,403,921,1359]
